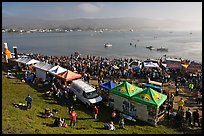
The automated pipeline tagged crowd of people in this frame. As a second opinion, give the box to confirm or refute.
[26,52,201,90]
[8,52,202,130]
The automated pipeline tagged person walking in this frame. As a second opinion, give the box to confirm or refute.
[185,108,192,126]
[177,98,184,111]
[193,109,200,127]
[70,109,77,127]
[25,94,32,109]
[93,106,99,120]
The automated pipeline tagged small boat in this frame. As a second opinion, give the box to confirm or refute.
[157,47,168,52]
[146,46,153,50]
[104,43,112,47]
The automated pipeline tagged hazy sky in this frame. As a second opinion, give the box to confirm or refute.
[2,2,202,22]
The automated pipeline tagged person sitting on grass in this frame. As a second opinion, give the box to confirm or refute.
[44,108,53,118]
[104,121,116,130]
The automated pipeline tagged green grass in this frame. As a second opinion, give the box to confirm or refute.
[2,65,202,134]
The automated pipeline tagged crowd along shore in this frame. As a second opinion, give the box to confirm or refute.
[2,49,202,129]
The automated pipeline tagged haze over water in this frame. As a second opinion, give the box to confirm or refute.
[2,30,202,63]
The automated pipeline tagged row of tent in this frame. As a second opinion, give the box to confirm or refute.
[99,81,167,126]
[99,81,167,108]
[14,57,82,82]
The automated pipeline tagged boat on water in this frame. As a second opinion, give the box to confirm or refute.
[157,47,168,52]
[146,46,153,50]
[104,43,112,47]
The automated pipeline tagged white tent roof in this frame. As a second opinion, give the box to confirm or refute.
[16,57,32,64]
[48,65,67,75]
[15,57,25,63]
[144,62,159,68]
[33,61,47,69]
[40,63,55,71]
[161,63,167,68]
[165,58,181,63]
[26,59,40,65]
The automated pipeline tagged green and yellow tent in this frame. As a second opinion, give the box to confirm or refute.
[110,81,143,98]
[131,87,167,108]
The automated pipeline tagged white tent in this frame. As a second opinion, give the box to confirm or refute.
[26,59,40,65]
[20,58,32,65]
[15,57,32,67]
[165,58,181,64]
[40,63,55,71]
[34,61,47,69]
[48,65,67,75]
[33,62,47,80]
[129,60,142,69]
[15,57,25,67]
[143,62,159,68]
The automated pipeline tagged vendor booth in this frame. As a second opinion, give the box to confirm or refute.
[109,81,167,126]
[99,81,118,91]
[48,65,67,76]
[15,57,32,67]
[109,81,143,116]
[56,70,82,86]
[33,61,47,81]
[131,88,167,126]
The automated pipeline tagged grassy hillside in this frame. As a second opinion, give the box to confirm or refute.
[2,68,201,134]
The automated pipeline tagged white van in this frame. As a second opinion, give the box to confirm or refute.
[70,79,102,107]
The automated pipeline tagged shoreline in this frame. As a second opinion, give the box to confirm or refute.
[13,52,202,65]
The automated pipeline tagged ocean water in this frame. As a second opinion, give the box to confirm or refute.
[2,30,202,63]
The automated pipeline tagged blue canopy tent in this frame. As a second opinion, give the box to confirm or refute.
[142,83,162,93]
[99,81,118,91]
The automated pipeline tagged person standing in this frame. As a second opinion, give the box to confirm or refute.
[177,98,184,111]
[93,106,99,120]
[175,86,179,96]
[111,110,117,123]
[25,94,33,109]
[166,103,172,116]
[193,109,200,127]
[185,108,192,126]
[70,109,77,127]
[68,106,73,115]
[119,113,125,129]
[169,93,174,108]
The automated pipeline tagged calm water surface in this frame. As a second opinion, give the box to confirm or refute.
[2,30,202,63]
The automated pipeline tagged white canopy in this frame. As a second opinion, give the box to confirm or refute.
[40,63,55,71]
[165,58,181,63]
[33,61,47,69]
[15,57,30,63]
[48,65,67,75]
[148,77,162,86]
[144,62,159,68]
[129,60,142,69]
[26,59,40,65]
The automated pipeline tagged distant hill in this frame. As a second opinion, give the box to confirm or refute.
[2,17,201,31]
